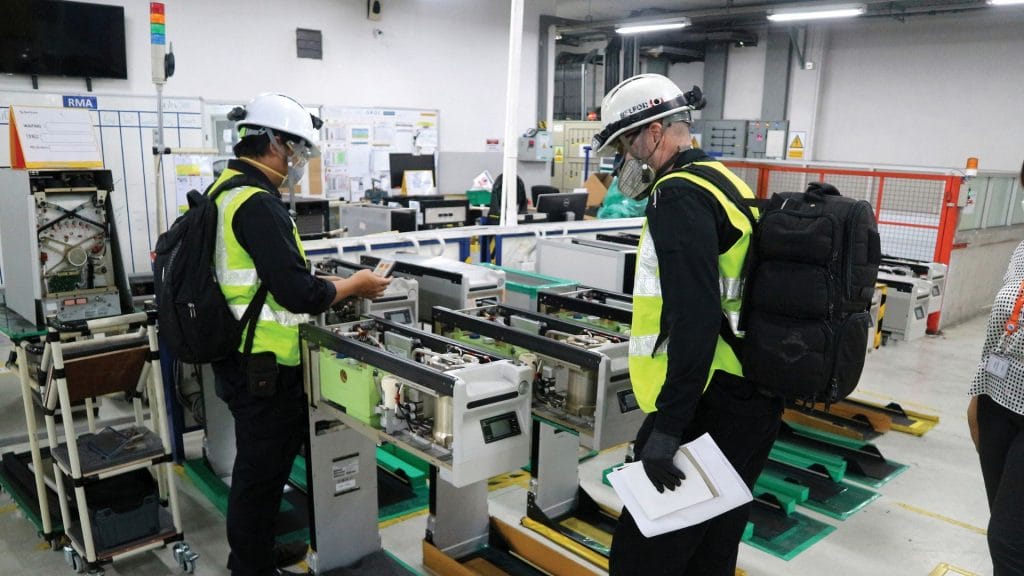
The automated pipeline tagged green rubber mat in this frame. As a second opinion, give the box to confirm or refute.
[0,454,64,537]
[761,460,879,520]
[777,423,907,486]
[743,499,836,561]
[185,453,429,523]
[843,461,909,488]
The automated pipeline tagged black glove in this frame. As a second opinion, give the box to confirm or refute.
[640,430,686,493]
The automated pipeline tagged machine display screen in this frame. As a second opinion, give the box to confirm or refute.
[617,389,640,413]
[384,309,412,325]
[481,412,521,444]
[914,307,925,320]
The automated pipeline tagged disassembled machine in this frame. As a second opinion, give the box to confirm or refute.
[0,169,130,326]
[432,303,643,560]
[301,318,552,574]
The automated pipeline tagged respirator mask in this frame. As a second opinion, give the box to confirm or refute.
[266,127,317,187]
[614,126,660,200]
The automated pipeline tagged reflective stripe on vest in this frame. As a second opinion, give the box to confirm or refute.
[628,161,758,413]
[213,168,310,366]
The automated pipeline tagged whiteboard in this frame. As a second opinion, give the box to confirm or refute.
[0,91,204,283]
[320,106,439,201]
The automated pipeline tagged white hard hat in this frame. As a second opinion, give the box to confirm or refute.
[592,74,704,153]
[231,93,322,156]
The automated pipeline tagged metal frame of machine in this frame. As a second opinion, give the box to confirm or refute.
[432,304,644,560]
[536,287,634,336]
[359,254,505,324]
[300,318,535,573]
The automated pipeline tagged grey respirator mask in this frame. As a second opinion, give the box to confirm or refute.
[616,157,657,200]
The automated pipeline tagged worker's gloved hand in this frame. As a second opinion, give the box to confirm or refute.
[640,430,685,493]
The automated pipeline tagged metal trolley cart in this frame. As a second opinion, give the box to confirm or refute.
[22,311,192,574]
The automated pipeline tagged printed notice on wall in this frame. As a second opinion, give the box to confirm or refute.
[332,454,360,496]
[9,106,103,169]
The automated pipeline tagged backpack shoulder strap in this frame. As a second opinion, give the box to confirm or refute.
[678,163,765,227]
[206,173,275,203]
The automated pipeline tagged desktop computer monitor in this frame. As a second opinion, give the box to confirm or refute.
[535,191,588,222]
[389,153,436,190]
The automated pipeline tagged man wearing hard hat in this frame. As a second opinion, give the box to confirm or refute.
[593,75,784,575]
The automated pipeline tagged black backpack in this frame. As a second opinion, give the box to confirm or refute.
[153,174,269,364]
[682,166,881,406]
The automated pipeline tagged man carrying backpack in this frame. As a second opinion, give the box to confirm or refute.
[593,75,785,575]
[211,94,390,576]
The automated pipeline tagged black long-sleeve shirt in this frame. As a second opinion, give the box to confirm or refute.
[226,159,336,315]
[645,148,743,438]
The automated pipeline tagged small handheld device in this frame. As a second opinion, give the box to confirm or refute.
[372,258,396,278]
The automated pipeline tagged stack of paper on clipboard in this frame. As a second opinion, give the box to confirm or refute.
[607,433,753,537]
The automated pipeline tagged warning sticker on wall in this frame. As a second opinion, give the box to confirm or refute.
[332,454,360,496]
[554,146,564,164]
[787,132,806,160]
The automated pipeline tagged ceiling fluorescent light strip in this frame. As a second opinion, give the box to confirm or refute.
[988,0,1024,5]
[767,4,866,21]
[615,18,690,35]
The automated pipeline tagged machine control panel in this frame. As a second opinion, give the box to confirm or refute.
[480,412,522,444]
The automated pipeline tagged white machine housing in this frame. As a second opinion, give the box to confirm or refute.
[360,253,506,323]
[881,258,947,315]
[877,271,932,342]
[535,237,637,294]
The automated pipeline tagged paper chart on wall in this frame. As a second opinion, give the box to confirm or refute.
[319,106,439,200]
[172,155,217,215]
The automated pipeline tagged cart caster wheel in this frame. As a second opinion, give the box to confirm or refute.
[172,542,199,574]
[63,546,82,572]
[86,566,104,576]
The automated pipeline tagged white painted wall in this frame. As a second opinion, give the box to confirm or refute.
[722,41,767,120]
[811,10,1024,171]
[0,0,557,154]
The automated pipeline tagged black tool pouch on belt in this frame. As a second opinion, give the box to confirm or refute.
[245,352,279,398]
[238,284,275,398]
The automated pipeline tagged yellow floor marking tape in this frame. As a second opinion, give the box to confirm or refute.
[559,517,613,550]
[852,389,942,413]
[928,562,979,576]
[0,503,18,515]
[895,502,987,536]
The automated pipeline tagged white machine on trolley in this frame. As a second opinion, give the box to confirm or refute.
[432,303,644,560]
[877,266,933,342]
[881,257,947,316]
[300,318,537,574]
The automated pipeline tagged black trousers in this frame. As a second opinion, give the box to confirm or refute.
[977,394,1024,576]
[213,356,307,576]
[609,373,784,576]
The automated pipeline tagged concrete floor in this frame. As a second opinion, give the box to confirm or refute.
[0,316,993,575]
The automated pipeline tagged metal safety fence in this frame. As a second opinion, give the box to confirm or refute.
[724,160,963,332]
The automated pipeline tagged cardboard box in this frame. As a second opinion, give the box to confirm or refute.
[584,173,613,208]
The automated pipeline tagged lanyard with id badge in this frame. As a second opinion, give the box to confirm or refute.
[987,278,1024,380]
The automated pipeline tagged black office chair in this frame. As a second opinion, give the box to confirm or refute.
[531,185,560,207]
[489,174,528,219]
